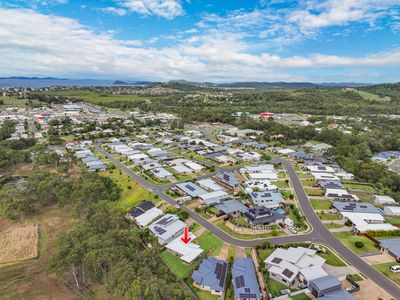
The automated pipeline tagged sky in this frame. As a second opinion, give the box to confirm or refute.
[0,0,400,82]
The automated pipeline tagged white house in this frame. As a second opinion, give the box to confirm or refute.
[384,206,400,217]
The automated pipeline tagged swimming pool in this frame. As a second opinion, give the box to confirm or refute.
[275,209,286,214]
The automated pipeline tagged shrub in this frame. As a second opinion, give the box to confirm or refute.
[355,241,364,248]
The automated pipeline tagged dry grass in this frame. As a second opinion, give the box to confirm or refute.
[0,224,39,264]
[0,206,80,300]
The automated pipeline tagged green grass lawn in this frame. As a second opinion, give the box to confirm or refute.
[245,248,252,258]
[160,251,196,279]
[373,262,400,286]
[353,89,386,102]
[194,231,223,256]
[319,250,346,266]
[343,182,377,193]
[318,212,341,220]
[334,232,378,255]
[311,199,332,210]
[301,179,317,187]
[272,180,289,188]
[266,277,293,297]
[305,188,324,197]
[215,220,285,240]
[385,217,400,225]
[291,293,311,300]
[100,170,157,211]
[257,248,275,263]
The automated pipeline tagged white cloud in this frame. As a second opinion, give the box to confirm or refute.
[101,7,127,16]
[0,8,400,82]
[120,0,184,19]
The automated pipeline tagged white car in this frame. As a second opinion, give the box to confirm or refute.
[390,265,400,273]
[288,226,298,234]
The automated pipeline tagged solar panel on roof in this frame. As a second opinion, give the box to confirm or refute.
[235,275,245,288]
[245,288,251,293]
[155,227,166,235]
[239,294,256,298]
[282,268,294,278]
[272,257,282,264]
[186,184,195,191]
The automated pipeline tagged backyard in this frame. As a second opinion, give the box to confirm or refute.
[194,231,223,257]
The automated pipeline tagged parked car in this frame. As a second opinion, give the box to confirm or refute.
[288,226,298,234]
[390,265,400,273]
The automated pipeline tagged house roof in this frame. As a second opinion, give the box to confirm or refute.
[149,214,185,243]
[249,191,283,203]
[333,202,382,214]
[244,206,284,225]
[380,238,400,258]
[135,207,163,227]
[310,275,341,291]
[215,200,247,214]
[215,172,240,187]
[165,233,203,264]
[192,257,228,292]
[128,201,155,218]
[232,258,261,300]
[319,181,344,189]
[197,179,224,191]
[300,265,328,282]
[176,182,207,197]
[316,289,356,300]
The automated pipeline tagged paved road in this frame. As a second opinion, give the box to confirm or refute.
[96,146,400,298]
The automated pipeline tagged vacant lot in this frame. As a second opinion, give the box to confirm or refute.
[334,232,378,255]
[373,262,400,286]
[311,199,332,210]
[343,182,377,193]
[100,170,157,211]
[0,206,79,300]
[0,224,38,264]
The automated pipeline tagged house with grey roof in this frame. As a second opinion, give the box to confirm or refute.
[149,214,185,245]
[249,191,284,209]
[243,206,284,228]
[176,182,207,198]
[192,257,228,296]
[379,238,400,261]
[232,258,261,300]
[214,172,241,191]
[215,199,247,217]
[309,275,354,300]
[332,202,382,215]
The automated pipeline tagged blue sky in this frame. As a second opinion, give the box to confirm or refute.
[0,0,400,82]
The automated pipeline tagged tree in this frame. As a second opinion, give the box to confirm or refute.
[355,241,364,249]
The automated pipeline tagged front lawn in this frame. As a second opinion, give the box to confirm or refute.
[373,262,400,286]
[343,183,377,193]
[272,180,289,188]
[319,250,346,267]
[194,231,223,256]
[257,248,275,263]
[311,199,332,210]
[325,222,344,229]
[334,232,378,255]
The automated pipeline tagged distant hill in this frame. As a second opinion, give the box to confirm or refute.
[358,82,400,101]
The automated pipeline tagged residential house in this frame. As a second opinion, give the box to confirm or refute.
[309,275,354,299]
[249,191,284,209]
[264,247,326,288]
[127,201,163,227]
[243,206,285,228]
[232,258,261,300]
[215,199,247,218]
[379,238,400,261]
[192,257,228,296]
[149,214,185,245]
[165,233,203,264]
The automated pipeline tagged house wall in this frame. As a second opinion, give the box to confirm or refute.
[269,271,295,287]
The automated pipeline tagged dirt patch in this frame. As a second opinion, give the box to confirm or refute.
[362,252,396,265]
[0,224,39,264]
[344,279,393,300]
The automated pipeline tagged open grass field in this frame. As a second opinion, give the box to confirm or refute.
[0,206,79,300]
[100,170,157,211]
[272,180,289,188]
[0,96,41,107]
[334,232,378,255]
[353,89,387,102]
[385,217,400,225]
[373,262,400,286]
[0,224,38,264]
[194,231,223,257]
[311,199,332,210]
